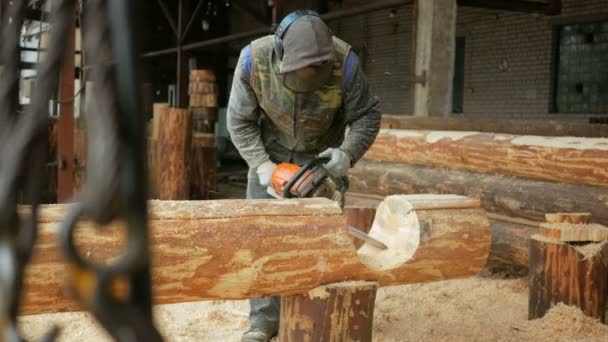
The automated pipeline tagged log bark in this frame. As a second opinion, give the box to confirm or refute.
[279,281,378,342]
[348,160,608,225]
[528,235,608,323]
[22,195,490,315]
[364,129,608,187]
[380,115,608,138]
[190,133,216,200]
[158,108,192,200]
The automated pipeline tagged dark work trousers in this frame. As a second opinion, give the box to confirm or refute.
[246,167,280,334]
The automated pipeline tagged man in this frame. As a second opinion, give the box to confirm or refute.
[227,10,381,342]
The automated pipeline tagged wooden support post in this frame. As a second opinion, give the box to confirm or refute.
[158,108,192,199]
[412,0,457,116]
[149,103,169,198]
[279,282,378,342]
[57,13,76,201]
[529,213,608,323]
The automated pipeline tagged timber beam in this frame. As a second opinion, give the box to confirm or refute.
[22,195,490,315]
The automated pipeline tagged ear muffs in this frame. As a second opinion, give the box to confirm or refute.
[273,10,321,61]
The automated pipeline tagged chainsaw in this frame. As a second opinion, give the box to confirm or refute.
[267,157,388,250]
[267,157,348,207]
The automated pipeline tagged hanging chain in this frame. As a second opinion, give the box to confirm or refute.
[0,0,75,340]
[58,0,162,340]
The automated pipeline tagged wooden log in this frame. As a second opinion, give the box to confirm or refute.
[190,69,216,82]
[188,81,218,94]
[364,129,608,187]
[189,94,218,107]
[345,194,535,269]
[545,213,592,224]
[279,281,378,342]
[158,108,192,200]
[22,195,490,315]
[348,160,608,225]
[528,235,608,323]
[380,115,608,138]
[190,133,216,200]
[191,107,218,133]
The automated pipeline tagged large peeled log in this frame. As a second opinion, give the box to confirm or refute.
[348,160,608,225]
[22,195,490,315]
[364,129,608,187]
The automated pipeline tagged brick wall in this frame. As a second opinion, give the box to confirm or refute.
[329,0,608,121]
[227,0,608,121]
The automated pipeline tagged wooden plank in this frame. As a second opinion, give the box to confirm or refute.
[22,195,490,315]
[539,223,608,242]
[364,129,608,187]
[380,115,607,138]
[348,160,608,225]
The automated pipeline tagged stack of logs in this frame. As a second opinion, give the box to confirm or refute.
[189,69,217,199]
[347,115,608,269]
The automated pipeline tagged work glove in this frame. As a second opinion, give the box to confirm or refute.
[256,160,277,187]
[319,148,351,178]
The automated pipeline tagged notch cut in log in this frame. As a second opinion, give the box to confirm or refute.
[348,160,608,225]
[364,129,608,187]
[22,195,490,315]
[279,281,378,342]
[529,235,608,323]
[346,193,536,269]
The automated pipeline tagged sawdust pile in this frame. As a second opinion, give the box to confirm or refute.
[20,276,608,341]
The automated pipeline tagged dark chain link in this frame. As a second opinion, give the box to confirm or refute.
[0,0,75,341]
[58,0,162,340]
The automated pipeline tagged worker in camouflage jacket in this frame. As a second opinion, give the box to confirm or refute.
[227,10,381,342]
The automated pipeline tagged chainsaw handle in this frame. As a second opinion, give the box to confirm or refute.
[281,157,330,198]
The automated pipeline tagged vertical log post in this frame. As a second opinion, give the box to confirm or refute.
[279,207,379,341]
[279,281,378,342]
[158,108,192,199]
[529,213,608,323]
[149,103,169,199]
[190,132,216,199]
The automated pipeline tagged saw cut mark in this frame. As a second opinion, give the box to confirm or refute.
[357,195,420,270]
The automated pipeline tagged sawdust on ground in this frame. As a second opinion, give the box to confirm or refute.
[19,275,608,341]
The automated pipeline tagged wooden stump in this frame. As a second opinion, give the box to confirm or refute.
[158,108,192,200]
[190,133,216,199]
[529,213,608,324]
[279,281,378,342]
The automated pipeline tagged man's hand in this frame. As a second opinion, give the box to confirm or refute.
[256,160,277,186]
[319,148,351,178]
